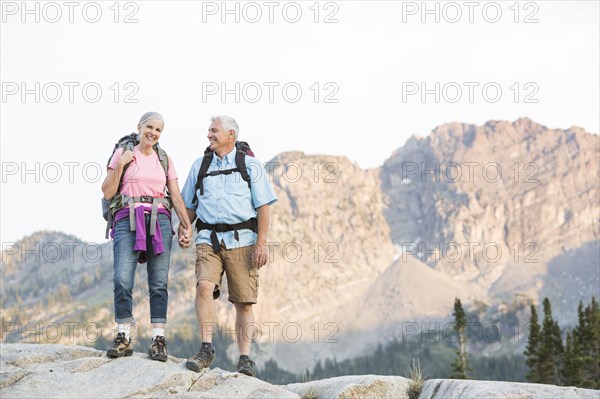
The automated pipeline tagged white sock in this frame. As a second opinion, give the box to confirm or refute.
[152,328,165,340]
[118,323,131,340]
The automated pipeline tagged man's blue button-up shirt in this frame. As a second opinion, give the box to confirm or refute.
[181,146,277,248]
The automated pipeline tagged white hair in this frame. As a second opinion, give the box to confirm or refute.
[211,115,239,140]
[139,111,164,126]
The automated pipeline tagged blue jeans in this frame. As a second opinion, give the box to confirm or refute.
[112,212,173,324]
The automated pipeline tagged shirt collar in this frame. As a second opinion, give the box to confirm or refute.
[213,146,237,165]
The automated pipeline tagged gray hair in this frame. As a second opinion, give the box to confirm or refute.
[211,115,239,140]
[139,111,164,126]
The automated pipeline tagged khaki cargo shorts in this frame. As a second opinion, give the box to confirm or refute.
[195,243,259,304]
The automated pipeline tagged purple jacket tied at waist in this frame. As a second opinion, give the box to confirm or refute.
[111,206,171,262]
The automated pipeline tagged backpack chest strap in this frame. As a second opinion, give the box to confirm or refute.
[205,168,240,177]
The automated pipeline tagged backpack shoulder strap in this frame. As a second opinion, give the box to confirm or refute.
[192,148,214,205]
[116,141,136,194]
[153,144,169,176]
[235,149,251,189]
[154,143,170,194]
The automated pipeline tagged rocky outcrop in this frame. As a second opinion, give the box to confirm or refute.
[419,379,599,399]
[2,344,599,399]
[382,118,599,277]
[0,344,299,398]
[286,375,412,398]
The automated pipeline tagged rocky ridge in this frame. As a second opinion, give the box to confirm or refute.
[2,344,599,399]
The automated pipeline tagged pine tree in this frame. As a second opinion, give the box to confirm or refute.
[588,297,600,388]
[562,302,585,387]
[562,331,581,386]
[450,298,469,379]
[524,304,542,383]
[575,297,600,388]
[538,298,563,385]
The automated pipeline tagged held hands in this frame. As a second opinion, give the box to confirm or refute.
[252,243,268,269]
[178,224,192,249]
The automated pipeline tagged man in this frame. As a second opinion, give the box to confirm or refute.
[181,115,277,377]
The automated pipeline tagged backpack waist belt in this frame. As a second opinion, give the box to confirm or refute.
[195,218,257,252]
[121,195,172,236]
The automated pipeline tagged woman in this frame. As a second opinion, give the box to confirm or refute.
[101,112,192,362]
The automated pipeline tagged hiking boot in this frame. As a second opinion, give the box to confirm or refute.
[186,343,215,372]
[237,356,256,377]
[107,332,133,358]
[148,335,168,362]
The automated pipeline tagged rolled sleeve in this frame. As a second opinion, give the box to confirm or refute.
[108,148,124,170]
[247,157,277,208]
[167,156,178,180]
[181,157,202,209]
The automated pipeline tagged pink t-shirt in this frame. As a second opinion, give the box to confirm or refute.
[108,146,177,204]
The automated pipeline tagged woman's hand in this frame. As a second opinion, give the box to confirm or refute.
[118,150,135,167]
[101,149,134,199]
[178,224,192,248]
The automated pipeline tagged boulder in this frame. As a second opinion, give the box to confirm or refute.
[419,379,600,399]
[285,375,412,399]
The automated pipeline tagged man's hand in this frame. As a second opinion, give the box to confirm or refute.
[252,243,268,269]
[178,224,192,248]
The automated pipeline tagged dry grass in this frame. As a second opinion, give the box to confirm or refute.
[298,363,311,383]
[298,363,318,399]
[407,358,426,399]
[301,386,318,399]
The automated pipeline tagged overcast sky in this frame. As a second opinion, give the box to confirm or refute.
[1,0,598,245]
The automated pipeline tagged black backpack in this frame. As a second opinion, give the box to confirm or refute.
[191,141,254,207]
